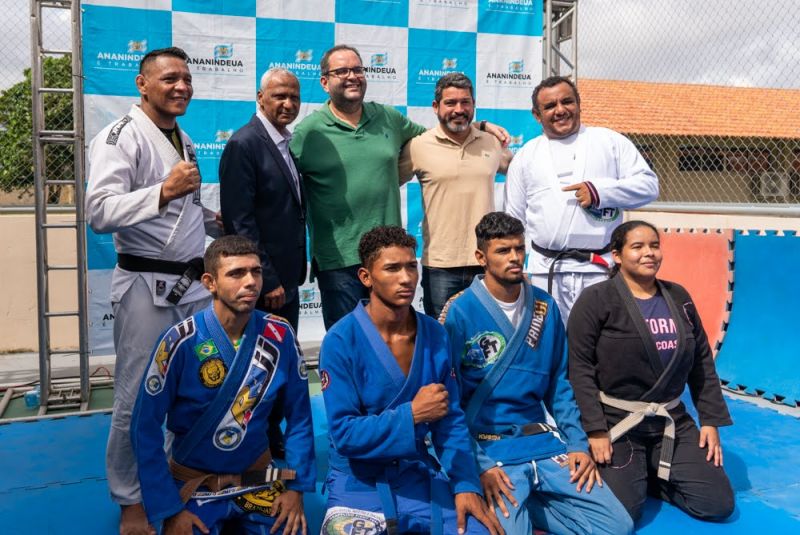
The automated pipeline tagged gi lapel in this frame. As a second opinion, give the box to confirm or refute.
[130,104,183,169]
[129,104,196,258]
[572,125,588,183]
[463,278,534,427]
[649,280,688,393]
[354,301,408,392]
[173,308,262,463]
[612,275,686,400]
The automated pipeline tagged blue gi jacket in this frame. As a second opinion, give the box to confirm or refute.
[442,277,588,472]
[130,306,315,524]
[320,302,481,495]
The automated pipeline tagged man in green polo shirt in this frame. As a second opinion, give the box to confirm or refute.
[291,44,509,330]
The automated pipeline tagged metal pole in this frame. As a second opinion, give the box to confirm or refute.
[30,0,51,413]
[572,0,578,81]
[544,0,553,78]
[71,0,90,407]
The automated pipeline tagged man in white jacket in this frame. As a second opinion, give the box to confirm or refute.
[85,46,219,535]
[504,76,658,322]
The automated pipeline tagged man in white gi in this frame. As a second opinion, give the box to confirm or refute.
[86,46,220,535]
[504,76,658,321]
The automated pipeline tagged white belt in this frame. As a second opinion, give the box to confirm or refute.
[599,392,681,480]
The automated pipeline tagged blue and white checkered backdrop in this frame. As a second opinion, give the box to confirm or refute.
[83,0,544,354]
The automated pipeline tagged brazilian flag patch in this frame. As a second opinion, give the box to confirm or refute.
[194,339,219,361]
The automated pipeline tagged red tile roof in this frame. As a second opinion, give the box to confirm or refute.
[578,78,800,139]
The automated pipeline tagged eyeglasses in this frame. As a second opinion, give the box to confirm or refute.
[324,66,366,78]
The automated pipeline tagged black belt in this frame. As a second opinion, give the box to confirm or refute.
[117,253,204,305]
[475,422,557,442]
[530,241,611,295]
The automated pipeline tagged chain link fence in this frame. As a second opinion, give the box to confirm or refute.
[0,3,73,207]
[576,0,800,207]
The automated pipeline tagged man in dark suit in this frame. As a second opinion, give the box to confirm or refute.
[220,68,306,332]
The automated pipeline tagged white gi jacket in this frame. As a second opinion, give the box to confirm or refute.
[503,126,658,275]
[86,104,218,307]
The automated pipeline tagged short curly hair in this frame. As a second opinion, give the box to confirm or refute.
[475,212,525,251]
[358,226,417,269]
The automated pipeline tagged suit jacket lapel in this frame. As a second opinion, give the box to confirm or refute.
[251,115,302,206]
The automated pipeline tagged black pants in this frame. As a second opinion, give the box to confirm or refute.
[599,416,734,523]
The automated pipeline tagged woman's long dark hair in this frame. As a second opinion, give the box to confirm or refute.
[608,220,660,278]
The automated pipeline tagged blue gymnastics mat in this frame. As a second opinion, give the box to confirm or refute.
[1,395,797,533]
[716,231,800,405]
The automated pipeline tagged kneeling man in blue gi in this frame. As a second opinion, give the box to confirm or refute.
[319,226,503,534]
[131,235,314,534]
[441,212,632,535]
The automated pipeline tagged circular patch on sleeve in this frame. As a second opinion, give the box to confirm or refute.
[199,358,227,388]
[298,357,309,380]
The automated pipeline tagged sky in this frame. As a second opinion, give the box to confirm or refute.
[1,0,798,91]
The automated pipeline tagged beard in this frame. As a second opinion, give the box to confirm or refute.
[440,112,472,134]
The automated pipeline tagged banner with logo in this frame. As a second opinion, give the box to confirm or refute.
[82,0,544,354]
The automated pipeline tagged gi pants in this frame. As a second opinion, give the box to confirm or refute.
[496,457,633,535]
[599,417,734,522]
[107,276,210,505]
[323,465,489,535]
[531,272,606,325]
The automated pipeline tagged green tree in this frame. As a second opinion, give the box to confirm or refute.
[0,55,74,202]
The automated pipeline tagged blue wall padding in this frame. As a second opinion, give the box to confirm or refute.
[716,231,800,404]
[3,395,800,532]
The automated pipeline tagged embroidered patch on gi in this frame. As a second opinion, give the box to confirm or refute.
[320,370,330,391]
[297,357,309,380]
[234,480,286,516]
[105,115,132,145]
[199,358,227,388]
[144,317,195,395]
[322,506,386,535]
[194,339,219,361]
[264,320,287,343]
[213,335,280,452]
[214,426,243,450]
[155,280,166,296]
[551,453,570,467]
[525,300,548,349]
[584,206,620,222]
[463,331,506,368]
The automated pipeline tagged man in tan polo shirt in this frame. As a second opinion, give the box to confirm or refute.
[400,73,513,318]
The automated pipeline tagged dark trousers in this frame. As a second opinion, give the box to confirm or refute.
[257,287,299,462]
[260,287,300,333]
[314,263,369,330]
[422,265,483,319]
[599,416,734,523]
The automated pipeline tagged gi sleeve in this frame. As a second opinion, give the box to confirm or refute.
[542,303,589,452]
[85,129,168,234]
[682,295,733,427]
[503,153,530,234]
[429,331,482,495]
[280,327,317,492]
[320,331,418,459]
[442,304,497,475]
[566,287,609,434]
[589,131,659,210]
[219,138,281,293]
[129,328,187,525]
